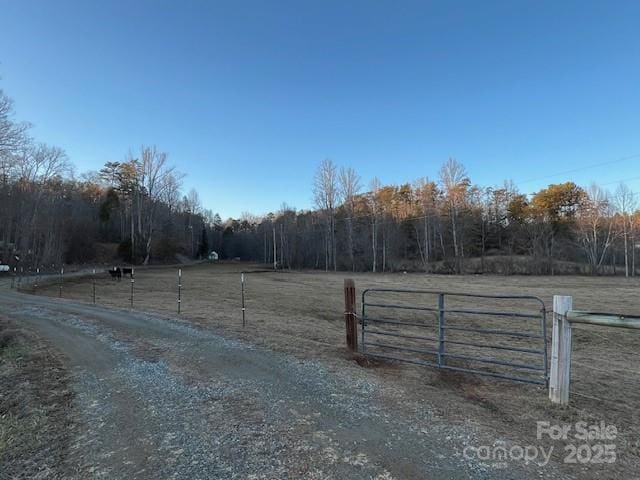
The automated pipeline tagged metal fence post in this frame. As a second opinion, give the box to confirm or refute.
[344,279,357,351]
[549,295,573,405]
[130,268,134,308]
[178,268,182,314]
[438,293,446,367]
[92,268,96,304]
[241,272,246,327]
[59,268,64,298]
[11,267,15,289]
[35,267,40,291]
[541,307,548,380]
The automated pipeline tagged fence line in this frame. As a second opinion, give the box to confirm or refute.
[572,327,640,357]
[11,269,639,406]
[549,295,640,405]
[13,267,240,323]
[571,359,640,377]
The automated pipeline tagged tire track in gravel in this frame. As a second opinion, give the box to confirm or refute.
[0,287,563,479]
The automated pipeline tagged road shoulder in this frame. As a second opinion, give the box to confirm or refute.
[0,316,75,479]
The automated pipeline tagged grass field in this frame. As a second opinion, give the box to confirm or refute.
[29,262,640,477]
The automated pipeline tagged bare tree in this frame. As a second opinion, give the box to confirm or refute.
[577,184,616,274]
[15,143,69,184]
[138,146,180,264]
[339,166,360,271]
[439,158,469,272]
[160,173,183,212]
[0,90,30,158]
[614,183,637,277]
[368,177,381,272]
[414,177,439,269]
[183,188,202,215]
[313,159,339,271]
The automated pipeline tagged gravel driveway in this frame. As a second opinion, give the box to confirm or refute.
[0,282,563,479]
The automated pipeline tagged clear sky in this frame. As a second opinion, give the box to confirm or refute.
[1,0,639,218]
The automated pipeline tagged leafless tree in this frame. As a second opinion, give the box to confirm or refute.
[414,177,439,268]
[138,146,181,264]
[0,90,30,158]
[184,188,202,215]
[313,159,339,271]
[339,166,360,271]
[614,182,637,277]
[577,184,616,274]
[160,172,183,211]
[368,177,382,272]
[439,158,469,272]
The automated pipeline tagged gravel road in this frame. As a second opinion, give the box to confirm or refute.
[0,282,562,479]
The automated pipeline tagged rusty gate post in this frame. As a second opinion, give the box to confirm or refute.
[344,279,357,351]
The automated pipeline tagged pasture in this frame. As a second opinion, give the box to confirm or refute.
[30,262,640,477]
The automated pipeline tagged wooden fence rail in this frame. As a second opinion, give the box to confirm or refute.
[566,311,640,329]
[549,295,640,405]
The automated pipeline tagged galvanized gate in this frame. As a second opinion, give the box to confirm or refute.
[360,289,548,385]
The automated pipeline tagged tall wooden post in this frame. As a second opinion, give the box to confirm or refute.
[344,279,357,351]
[549,295,573,405]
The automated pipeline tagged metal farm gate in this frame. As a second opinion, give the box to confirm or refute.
[360,289,548,385]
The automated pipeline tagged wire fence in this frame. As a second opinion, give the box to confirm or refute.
[9,266,273,330]
[569,325,640,410]
[548,299,640,410]
[8,267,640,411]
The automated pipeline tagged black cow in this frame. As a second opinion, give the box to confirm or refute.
[108,267,122,281]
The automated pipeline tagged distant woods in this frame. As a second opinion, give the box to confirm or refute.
[1,86,638,275]
[0,88,221,269]
[228,159,639,276]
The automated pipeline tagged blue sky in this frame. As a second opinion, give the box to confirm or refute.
[1,0,639,218]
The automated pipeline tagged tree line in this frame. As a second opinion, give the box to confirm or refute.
[223,159,639,276]
[2,84,638,275]
[0,88,223,270]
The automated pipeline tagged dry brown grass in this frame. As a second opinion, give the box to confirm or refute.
[31,262,640,478]
[0,317,74,478]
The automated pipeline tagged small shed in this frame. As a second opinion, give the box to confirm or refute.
[208,251,219,261]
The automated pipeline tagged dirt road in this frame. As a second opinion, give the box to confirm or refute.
[0,281,567,479]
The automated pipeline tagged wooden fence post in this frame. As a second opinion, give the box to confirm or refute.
[344,279,357,351]
[549,295,573,405]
